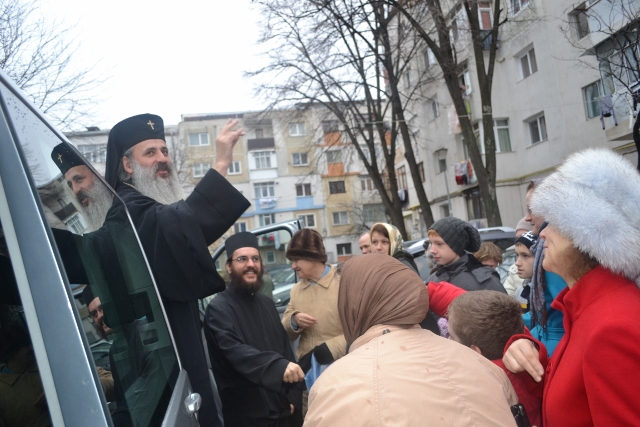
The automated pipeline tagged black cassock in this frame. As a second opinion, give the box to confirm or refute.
[117,169,250,427]
[205,287,304,427]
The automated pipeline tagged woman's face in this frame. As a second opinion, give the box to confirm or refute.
[371,231,390,255]
[540,225,574,280]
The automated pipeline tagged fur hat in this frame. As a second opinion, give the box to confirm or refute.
[531,148,640,286]
[429,217,482,256]
[286,228,328,264]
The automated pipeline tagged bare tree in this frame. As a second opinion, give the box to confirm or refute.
[385,0,511,226]
[0,0,106,130]
[251,0,435,239]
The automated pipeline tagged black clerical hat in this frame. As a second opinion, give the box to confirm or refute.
[51,143,86,175]
[82,285,96,307]
[105,113,165,188]
[225,232,260,259]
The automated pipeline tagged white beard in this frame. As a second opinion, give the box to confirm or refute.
[131,160,185,205]
[80,179,114,232]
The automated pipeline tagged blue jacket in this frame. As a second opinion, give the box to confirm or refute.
[523,271,566,356]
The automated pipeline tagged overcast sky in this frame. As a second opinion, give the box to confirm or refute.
[40,0,266,128]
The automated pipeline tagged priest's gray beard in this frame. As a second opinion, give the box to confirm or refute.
[131,160,184,205]
[79,180,113,232]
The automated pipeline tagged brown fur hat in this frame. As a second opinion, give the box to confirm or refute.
[286,228,328,264]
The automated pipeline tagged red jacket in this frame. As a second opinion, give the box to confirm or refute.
[542,266,640,427]
[427,281,544,426]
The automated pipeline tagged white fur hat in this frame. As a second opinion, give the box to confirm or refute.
[531,148,640,286]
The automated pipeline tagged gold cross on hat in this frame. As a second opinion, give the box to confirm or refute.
[58,153,63,163]
[147,120,155,130]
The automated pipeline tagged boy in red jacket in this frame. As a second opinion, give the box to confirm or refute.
[428,282,546,427]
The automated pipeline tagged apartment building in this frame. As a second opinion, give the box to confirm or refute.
[396,0,639,233]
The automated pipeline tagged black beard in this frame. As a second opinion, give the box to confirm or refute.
[229,267,264,295]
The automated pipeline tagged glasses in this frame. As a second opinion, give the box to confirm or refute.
[89,305,103,320]
[231,255,261,264]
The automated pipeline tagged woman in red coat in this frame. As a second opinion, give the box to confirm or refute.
[502,148,640,427]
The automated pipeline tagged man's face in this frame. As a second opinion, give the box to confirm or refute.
[124,139,172,179]
[514,244,534,280]
[88,297,111,337]
[524,190,544,235]
[226,247,263,293]
[429,235,460,266]
[65,165,96,206]
[359,233,371,254]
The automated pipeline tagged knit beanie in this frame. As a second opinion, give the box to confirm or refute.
[429,217,482,256]
[515,217,533,234]
[515,231,536,250]
[286,228,328,264]
[531,148,640,286]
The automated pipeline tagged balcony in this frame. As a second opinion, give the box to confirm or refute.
[258,197,278,210]
[480,30,499,50]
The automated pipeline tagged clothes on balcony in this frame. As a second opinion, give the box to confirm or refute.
[599,95,618,130]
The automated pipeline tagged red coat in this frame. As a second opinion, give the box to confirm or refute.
[543,266,640,427]
[427,281,544,426]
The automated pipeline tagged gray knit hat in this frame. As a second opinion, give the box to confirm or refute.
[429,217,482,256]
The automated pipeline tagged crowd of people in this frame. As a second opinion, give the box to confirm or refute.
[2,110,638,427]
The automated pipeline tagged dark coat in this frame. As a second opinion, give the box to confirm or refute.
[117,169,250,427]
[205,287,304,427]
[427,253,506,293]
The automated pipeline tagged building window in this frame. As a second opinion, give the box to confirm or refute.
[397,165,408,190]
[255,128,264,138]
[322,120,339,133]
[405,66,413,88]
[253,151,272,169]
[424,47,436,69]
[493,119,512,152]
[265,251,276,264]
[361,176,376,191]
[363,203,386,223]
[458,63,471,95]
[193,162,211,178]
[528,115,548,145]
[77,144,106,163]
[326,150,342,164]
[571,6,590,40]
[254,182,275,199]
[520,48,538,79]
[234,222,247,233]
[451,18,459,42]
[329,181,346,194]
[478,1,492,30]
[297,214,316,228]
[440,203,450,218]
[417,162,426,182]
[583,81,602,119]
[292,152,309,166]
[430,96,440,119]
[296,183,312,196]
[437,155,447,173]
[66,213,85,234]
[332,211,349,225]
[189,132,210,146]
[289,122,306,136]
[466,188,486,220]
[337,243,352,256]
[259,214,276,226]
[228,161,241,175]
[511,0,529,15]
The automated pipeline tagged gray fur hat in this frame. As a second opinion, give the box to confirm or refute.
[429,217,482,256]
[531,148,640,286]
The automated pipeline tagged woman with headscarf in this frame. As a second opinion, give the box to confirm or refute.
[503,148,640,427]
[304,254,518,427]
[369,222,418,273]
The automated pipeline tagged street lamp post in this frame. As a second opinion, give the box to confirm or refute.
[435,148,452,217]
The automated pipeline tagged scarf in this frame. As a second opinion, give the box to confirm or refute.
[530,223,547,329]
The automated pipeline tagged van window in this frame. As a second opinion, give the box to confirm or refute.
[0,82,179,426]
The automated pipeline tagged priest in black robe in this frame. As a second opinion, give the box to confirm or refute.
[204,232,305,427]
[104,114,251,427]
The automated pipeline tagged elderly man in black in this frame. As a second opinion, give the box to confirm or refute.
[205,232,305,427]
[104,114,250,426]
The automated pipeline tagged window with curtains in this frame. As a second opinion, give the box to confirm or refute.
[493,119,512,152]
[583,81,602,120]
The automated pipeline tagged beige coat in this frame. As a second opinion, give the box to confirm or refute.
[305,325,518,427]
[282,265,347,360]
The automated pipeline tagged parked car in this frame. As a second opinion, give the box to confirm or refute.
[0,71,200,425]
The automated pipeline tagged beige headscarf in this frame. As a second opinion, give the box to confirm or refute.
[370,222,405,256]
[338,253,429,347]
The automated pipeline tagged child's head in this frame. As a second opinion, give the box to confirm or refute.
[447,291,524,360]
[427,217,482,266]
[514,231,536,280]
[473,242,503,269]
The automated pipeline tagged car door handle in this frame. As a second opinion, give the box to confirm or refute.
[184,393,202,415]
